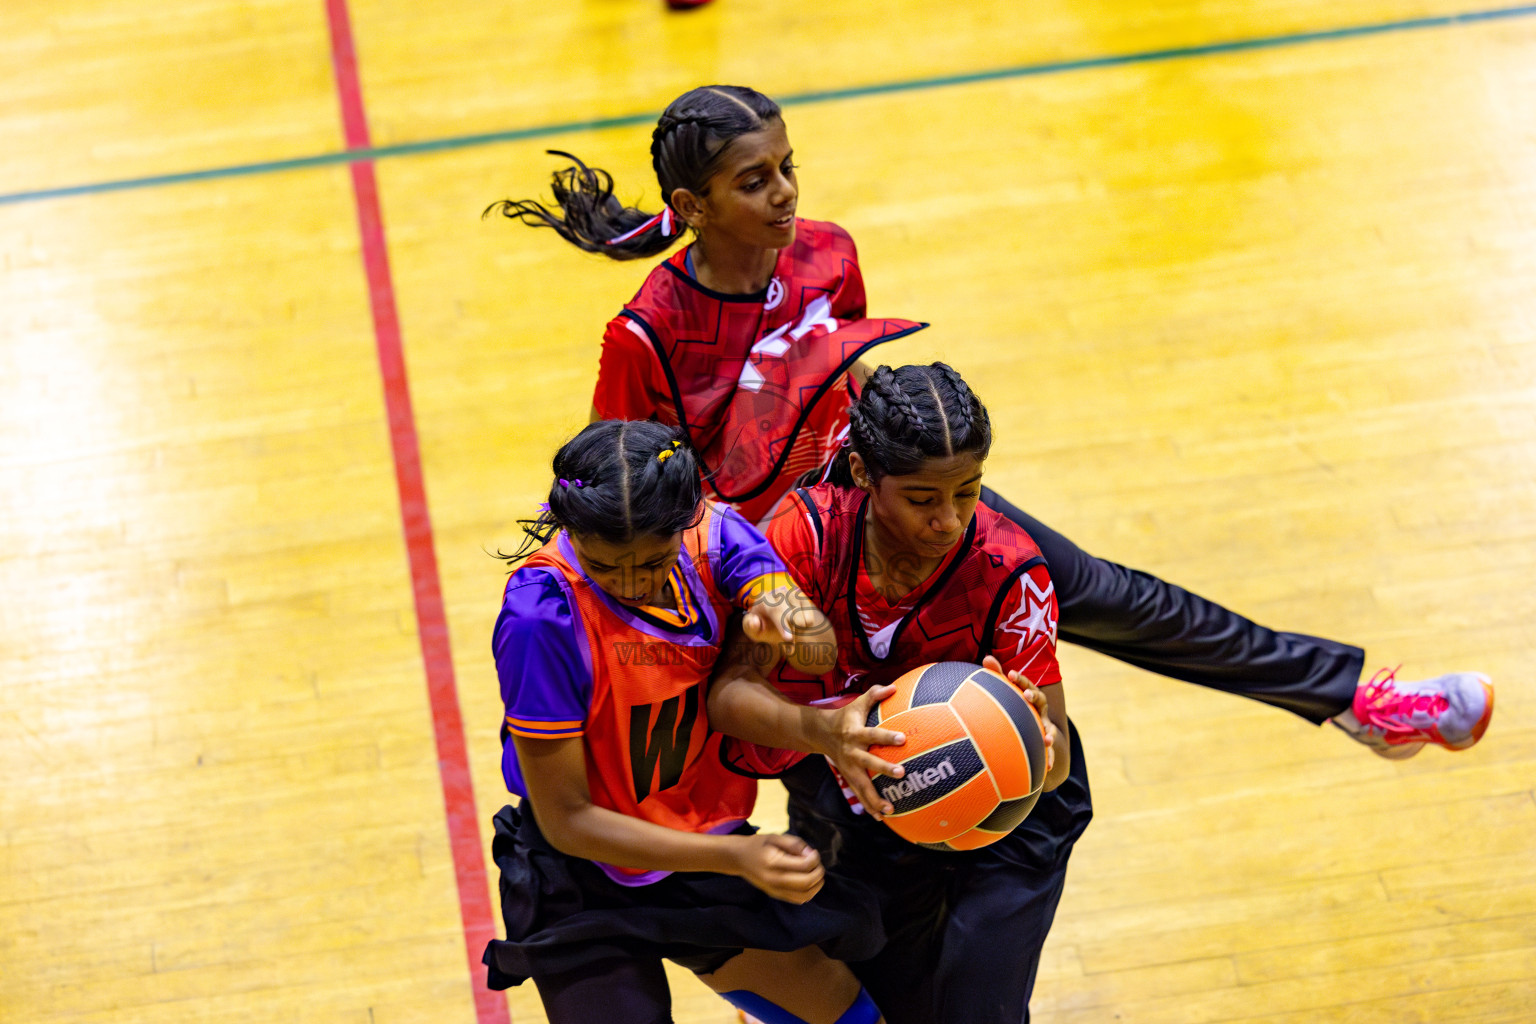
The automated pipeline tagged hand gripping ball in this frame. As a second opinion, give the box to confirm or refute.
[865,661,1048,851]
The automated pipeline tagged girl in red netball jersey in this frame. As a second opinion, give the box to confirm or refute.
[708,362,1087,1023]
[488,85,1492,760]
[483,418,900,1024]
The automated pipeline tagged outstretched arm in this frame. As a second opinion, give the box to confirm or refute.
[709,626,906,818]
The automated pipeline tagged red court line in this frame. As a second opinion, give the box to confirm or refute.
[323,2,510,1022]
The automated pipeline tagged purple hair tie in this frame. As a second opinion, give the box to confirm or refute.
[558,479,583,489]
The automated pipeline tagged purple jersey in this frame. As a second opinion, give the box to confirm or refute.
[493,502,792,799]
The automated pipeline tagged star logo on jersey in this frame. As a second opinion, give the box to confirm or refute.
[998,575,1057,655]
[764,277,786,311]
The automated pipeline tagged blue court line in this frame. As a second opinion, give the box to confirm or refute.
[4,3,1535,207]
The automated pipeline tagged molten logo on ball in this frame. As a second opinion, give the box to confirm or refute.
[865,662,1048,851]
[875,757,956,802]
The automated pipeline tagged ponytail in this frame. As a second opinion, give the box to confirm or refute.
[483,151,683,261]
[485,85,783,262]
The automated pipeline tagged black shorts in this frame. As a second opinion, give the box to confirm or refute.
[782,721,1094,1024]
[481,803,887,990]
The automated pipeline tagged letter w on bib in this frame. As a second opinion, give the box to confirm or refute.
[628,685,701,801]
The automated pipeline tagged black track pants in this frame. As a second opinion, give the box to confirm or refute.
[980,487,1361,723]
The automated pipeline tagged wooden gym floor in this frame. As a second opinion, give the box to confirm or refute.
[3,1,1534,1021]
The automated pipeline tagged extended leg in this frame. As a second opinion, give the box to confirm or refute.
[981,486,1360,723]
[980,487,1494,754]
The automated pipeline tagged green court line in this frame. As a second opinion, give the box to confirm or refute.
[3,4,1534,207]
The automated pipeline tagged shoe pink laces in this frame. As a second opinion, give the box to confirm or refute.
[1355,666,1448,737]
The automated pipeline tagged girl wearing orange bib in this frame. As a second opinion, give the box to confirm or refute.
[482,419,899,1024]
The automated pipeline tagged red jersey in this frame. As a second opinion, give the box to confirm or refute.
[772,483,1062,696]
[724,483,1062,777]
[510,506,763,864]
[592,219,926,525]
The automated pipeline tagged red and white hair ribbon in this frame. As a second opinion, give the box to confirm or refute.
[605,207,678,246]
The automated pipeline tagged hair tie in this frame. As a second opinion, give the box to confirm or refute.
[558,478,584,488]
[657,440,682,462]
[604,207,681,247]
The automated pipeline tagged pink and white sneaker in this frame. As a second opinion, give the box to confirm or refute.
[1333,667,1494,758]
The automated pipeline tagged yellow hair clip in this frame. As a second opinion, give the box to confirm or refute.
[657,440,682,462]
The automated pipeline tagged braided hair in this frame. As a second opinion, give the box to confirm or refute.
[503,420,705,563]
[484,85,783,260]
[829,363,993,486]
